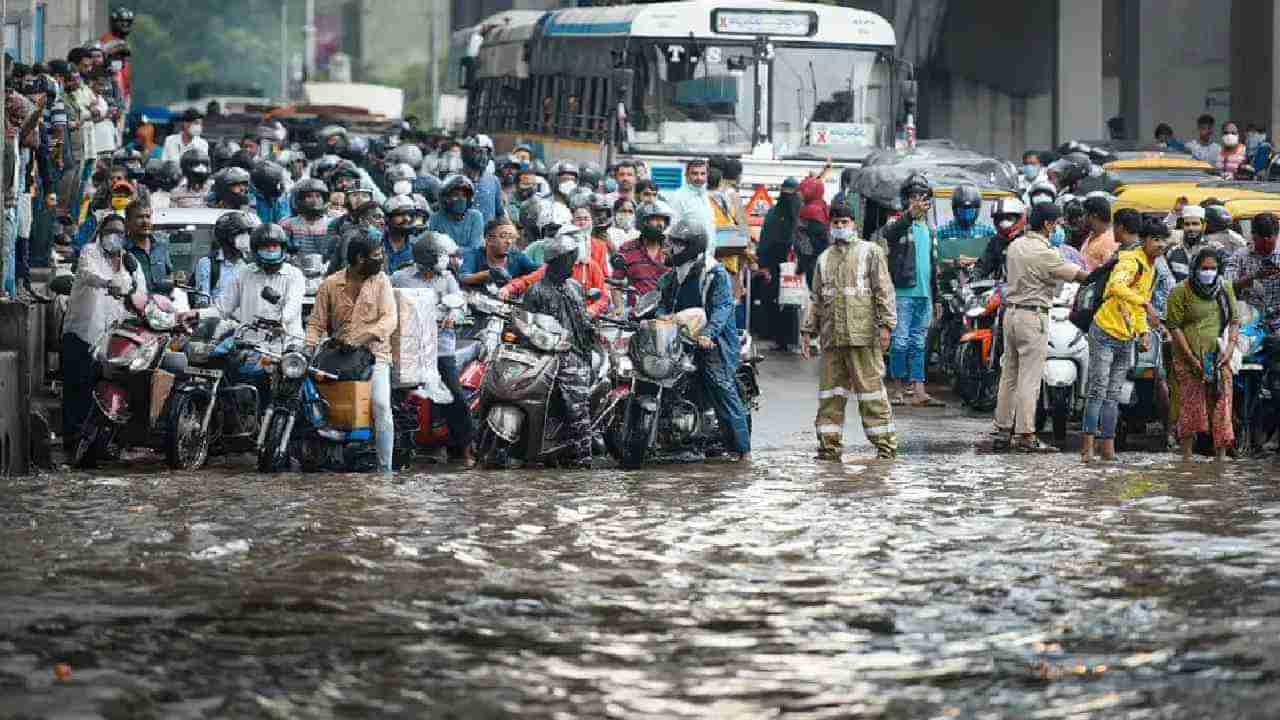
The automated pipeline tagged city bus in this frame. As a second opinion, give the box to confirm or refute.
[462,0,905,194]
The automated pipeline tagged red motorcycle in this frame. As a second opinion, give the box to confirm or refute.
[73,284,192,468]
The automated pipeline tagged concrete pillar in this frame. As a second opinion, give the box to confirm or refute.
[0,303,43,476]
[1055,0,1104,143]
[1232,0,1280,140]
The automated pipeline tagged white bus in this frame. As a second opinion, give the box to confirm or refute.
[462,1,906,192]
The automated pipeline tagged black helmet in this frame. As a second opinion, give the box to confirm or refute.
[331,160,362,192]
[1205,204,1233,234]
[580,192,612,229]
[228,149,255,172]
[312,155,341,183]
[250,223,289,270]
[666,217,709,267]
[899,173,933,204]
[951,184,981,212]
[211,140,239,171]
[414,174,443,205]
[213,167,251,207]
[110,6,134,35]
[412,231,453,271]
[318,124,349,154]
[461,136,490,171]
[251,160,287,200]
[290,177,329,216]
[343,134,369,163]
[441,174,476,199]
[580,161,603,191]
[1048,153,1090,190]
[552,160,579,179]
[141,158,167,192]
[213,210,260,247]
[180,147,211,181]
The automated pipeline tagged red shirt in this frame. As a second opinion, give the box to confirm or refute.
[614,240,669,295]
[507,259,610,316]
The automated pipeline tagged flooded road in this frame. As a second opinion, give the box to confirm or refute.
[3,353,1280,718]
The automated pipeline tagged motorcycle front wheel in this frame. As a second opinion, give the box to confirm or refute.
[620,399,655,469]
[257,410,293,473]
[476,426,515,469]
[166,392,212,471]
[72,411,112,469]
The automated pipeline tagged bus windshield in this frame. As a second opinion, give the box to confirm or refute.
[627,41,757,155]
[771,46,893,161]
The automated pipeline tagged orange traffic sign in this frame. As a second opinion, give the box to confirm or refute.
[746,184,773,226]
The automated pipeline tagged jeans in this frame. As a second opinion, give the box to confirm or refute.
[371,362,394,471]
[1082,324,1134,439]
[890,296,932,383]
[700,349,751,454]
[1,207,14,295]
[436,355,474,451]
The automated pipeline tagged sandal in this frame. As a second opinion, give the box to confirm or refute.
[1013,438,1060,454]
[910,395,946,408]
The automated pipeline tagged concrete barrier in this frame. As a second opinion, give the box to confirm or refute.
[0,351,27,475]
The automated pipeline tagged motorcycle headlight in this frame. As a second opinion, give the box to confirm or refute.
[615,356,634,379]
[281,351,308,379]
[641,355,673,379]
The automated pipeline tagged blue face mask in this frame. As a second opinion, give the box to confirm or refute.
[956,207,978,226]
[257,248,284,264]
[1023,164,1040,180]
[365,227,384,243]
[446,197,468,215]
[1050,226,1066,247]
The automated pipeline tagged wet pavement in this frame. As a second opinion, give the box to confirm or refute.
[3,351,1280,718]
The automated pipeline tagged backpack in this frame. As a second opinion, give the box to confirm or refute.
[1068,255,1143,333]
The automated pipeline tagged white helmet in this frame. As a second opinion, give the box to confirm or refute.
[537,202,573,237]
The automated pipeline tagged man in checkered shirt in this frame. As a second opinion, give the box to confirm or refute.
[1226,211,1280,326]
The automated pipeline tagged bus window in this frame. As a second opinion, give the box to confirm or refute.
[771,47,892,161]
[627,42,756,156]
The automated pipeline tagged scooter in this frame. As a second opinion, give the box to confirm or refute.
[72,279,191,469]
[1038,282,1089,445]
[1232,304,1273,456]
[392,292,482,453]
[954,279,1002,411]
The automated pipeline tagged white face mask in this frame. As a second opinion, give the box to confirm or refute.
[577,238,589,263]
[558,181,577,197]
[393,180,412,196]
[188,122,203,137]
[830,227,853,242]
[1222,133,1240,148]
[234,233,251,256]
[997,219,1014,230]
[274,126,287,142]
[434,254,449,273]
[110,60,123,72]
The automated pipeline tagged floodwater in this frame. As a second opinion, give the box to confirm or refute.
[2,358,1280,719]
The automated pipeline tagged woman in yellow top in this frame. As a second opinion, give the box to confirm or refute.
[1081,221,1170,463]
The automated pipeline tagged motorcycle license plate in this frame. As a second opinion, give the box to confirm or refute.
[500,347,538,366]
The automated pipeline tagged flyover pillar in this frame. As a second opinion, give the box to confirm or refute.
[1055,0,1104,143]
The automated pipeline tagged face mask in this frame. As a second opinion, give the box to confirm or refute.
[435,254,450,273]
[393,180,412,196]
[389,223,411,238]
[1050,226,1066,247]
[257,248,284,264]
[274,126,287,142]
[1023,164,1039,180]
[110,196,130,212]
[997,219,1014,231]
[516,186,536,201]
[614,212,635,230]
[234,233,251,256]
[362,257,383,275]
[445,197,467,215]
[577,239,589,263]
[1222,133,1240,148]
[1197,269,1218,285]
[830,227,853,243]
[956,207,978,226]
[558,181,577,196]
[189,123,203,137]
[1184,229,1203,245]
[640,225,665,243]
[110,60,123,73]
[100,232,124,255]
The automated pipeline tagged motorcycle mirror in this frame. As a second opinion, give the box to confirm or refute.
[261,286,283,305]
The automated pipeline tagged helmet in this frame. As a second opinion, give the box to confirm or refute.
[251,160,287,200]
[1025,179,1057,206]
[211,140,239,171]
[578,192,612,229]
[666,217,709,266]
[991,197,1027,240]
[580,161,603,191]
[414,174,443,205]
[290,177,329,216]
[441,174,476,199]
[213,210,260,248]
[384,194,416,217]
[331,160,362,191]
[1048,153,1089,190]
[537,201,573,239]
[412,231,452,271]
[951,184,982,226]
[545,224,585,264]
[386,162,416,186]
[110,6,135,22]
[461,136,490,171]
[180,148,211,180]
[498,154,522,172]
[552,160,579,180]
[111,146,142,170]
[249,223,289,270]
[142,159,173,192]
[312,155,341,183]
[214,166,251,194]
[318,124,349,154]
[110,6,134,34]
[635,200,675,229]
[899,172,933,204]
[513,143,535,158]
[532,159,549,178]
[386,143,423,169]
[228,149,256,172]
[411,194,431,224]
[343,135,369,164]
[1205,204,1233,234]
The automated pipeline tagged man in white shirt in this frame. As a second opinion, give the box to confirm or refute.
[1184,114,1221,164]
[194,223,306,340]
[161,108,209,164]
[61,215,147,442]
[665,158,717,259]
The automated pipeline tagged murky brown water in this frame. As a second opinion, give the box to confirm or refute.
[3,438,1280,719]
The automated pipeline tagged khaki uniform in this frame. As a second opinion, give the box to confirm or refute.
[994,232,1081,434]
[801,240,898,456]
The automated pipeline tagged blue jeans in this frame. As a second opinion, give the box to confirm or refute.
[891,296,932,383]
[1082,324,1134,439]
[1,207,14,295]
[701,350,751,454]
[371,362,394,471]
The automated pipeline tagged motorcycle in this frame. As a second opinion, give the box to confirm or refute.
[72,282,191,469]
[392,292,483,453]
[1037,282,1089,445]
[296,253,326,321]
[605,299,762,469]
[953,279,1002,411]
[1232,305,1276,456]
[1116,331,1164,451]
[934,272,973,379]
